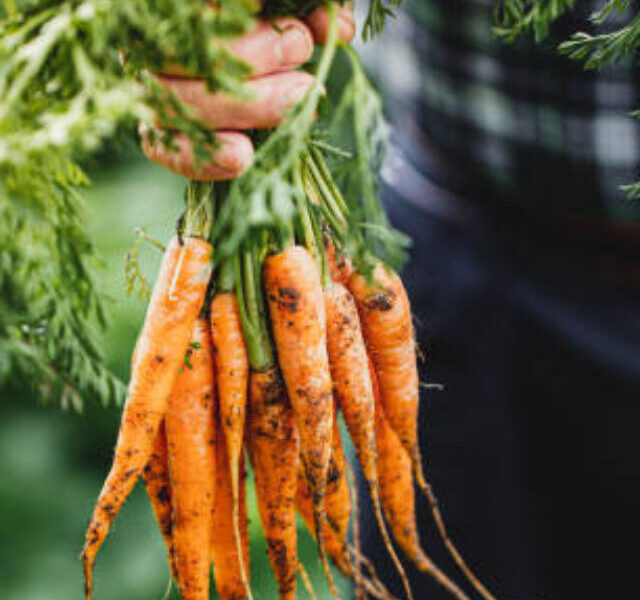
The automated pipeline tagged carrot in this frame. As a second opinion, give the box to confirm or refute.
[351,267,496,600]
[247,367,299,600]
[165,318,217,600]
[132,341,176,577]
[141,421,176,577]
[83,235,211,600]
[209,291,251,599]
[294,410,350,576]
[324,281,414,600]
[263,245,336,591]
[296,476,404,600]
[370,355,428,570]
[325,408,351,550]
[347,264,419,468]
[295,469,351,577]
[371,360,470,600]
[211,421,250,600]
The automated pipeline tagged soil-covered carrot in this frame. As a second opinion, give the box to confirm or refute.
[83,234,211,600]
[210,290,251,597]
[370,356,428,570]
[371,360,470,600]
[325,408,351,551]
[165,318,217,600]
[264,246,334,556]
[352,266,495,600]
[348,264,419,468]
[211,422,249,600]
[247,367,299,600]
[295,470,351,577]
[142,421,176,576]
[325,281,414,600]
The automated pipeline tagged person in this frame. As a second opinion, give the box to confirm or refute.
[143,2,640,599]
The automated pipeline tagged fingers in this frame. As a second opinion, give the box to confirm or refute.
[156,70,315,130]
[162,18,314,79]
[140,125,254,181]
[306,2,355,45]
[226,18,314,77]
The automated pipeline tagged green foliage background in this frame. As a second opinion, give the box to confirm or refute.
[0,154,349,600]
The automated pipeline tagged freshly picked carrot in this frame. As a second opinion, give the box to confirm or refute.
[82,184,213,600]
[211,422,250,600]
[247,367,299,600]
[165,317,217,600]
[263,245,336,583]
[210,280,251,599]
[142,422,176,577]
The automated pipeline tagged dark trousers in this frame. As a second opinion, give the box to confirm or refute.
[359,183,640,600]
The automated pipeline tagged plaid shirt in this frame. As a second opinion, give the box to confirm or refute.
[361,0,640,224]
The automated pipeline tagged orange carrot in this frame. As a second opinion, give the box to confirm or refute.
[247,367,299,600]
[141,421,176,577]
[348,265,419,468]
[325,282,413,600]
[211,422,249,600]
[263,247,335,577]
[209,291,251,598]
[295,469,351,578]
[83,236,211,600]
[370,356,428,570]
[165,318,217,600]
[351,266,495,600]
[325,408,351,550]
[371,360,470,600]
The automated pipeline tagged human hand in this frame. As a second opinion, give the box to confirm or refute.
[141,3,354,181]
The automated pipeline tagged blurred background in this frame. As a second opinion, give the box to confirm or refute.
[3,1,640,600]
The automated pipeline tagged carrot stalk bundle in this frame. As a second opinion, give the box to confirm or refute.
[211,422,250,600]
[165,317,217,600]
[142,422,176,577]
[210,290,252,600]
[247,367,299,600]
[82,234,211,600]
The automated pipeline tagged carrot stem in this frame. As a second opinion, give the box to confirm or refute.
[235,242,273,372]
[217,258,235,293]
[184,181,214,239]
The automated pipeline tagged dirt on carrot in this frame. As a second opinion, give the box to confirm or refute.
[165,317,217,600]
[247,367,299,600]
[211,421,250,600]
[142,421,176,576]
[82,236,211,600]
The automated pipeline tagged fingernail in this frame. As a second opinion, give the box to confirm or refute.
[278,26,312,66]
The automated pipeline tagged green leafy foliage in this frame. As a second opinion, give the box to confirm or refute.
[0,0,256,407]
[558,2,640,70]
[0,153,126,407]
[0,0,404,407]
[328,46,409,271]
[494,0,640,200]
[493,0,576,42]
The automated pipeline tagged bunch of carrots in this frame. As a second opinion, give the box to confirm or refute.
[82,144,498,600]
